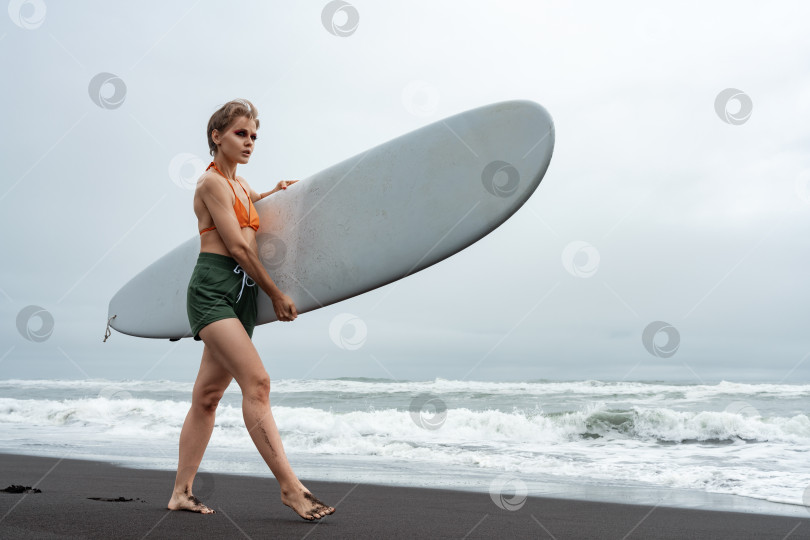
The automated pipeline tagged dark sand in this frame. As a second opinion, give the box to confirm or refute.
[1,453,808,539]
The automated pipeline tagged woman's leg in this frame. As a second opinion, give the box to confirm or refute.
[168,345,232,513]
[198,317,335,520]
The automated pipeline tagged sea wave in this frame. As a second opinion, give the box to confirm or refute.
[1,396,807,445]
[2,377,809,400]
[2,381,809,508]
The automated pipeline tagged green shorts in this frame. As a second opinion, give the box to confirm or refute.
[186,252,259,341]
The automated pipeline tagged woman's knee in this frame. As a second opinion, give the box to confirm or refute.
[194,386,226,413]
[243,373,271,402]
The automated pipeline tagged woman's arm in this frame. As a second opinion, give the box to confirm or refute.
[198,177,296,320]
[250,179,299,202]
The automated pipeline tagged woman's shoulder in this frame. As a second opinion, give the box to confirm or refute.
[196,170,229,194]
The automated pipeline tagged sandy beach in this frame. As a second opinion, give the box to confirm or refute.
[0,453,807,539]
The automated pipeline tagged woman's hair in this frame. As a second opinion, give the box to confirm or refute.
[207,98,260,156]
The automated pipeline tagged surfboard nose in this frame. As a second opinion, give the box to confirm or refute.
[458,99,555,206]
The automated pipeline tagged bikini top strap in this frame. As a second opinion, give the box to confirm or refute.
[206,161,253,219]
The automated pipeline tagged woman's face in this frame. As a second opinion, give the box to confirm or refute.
[213,116,258,164]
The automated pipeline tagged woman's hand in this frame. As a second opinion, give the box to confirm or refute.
[256,180,299,201]
[268,179,298,197]
[271,292,298,322]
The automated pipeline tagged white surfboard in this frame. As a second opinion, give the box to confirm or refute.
[108,100,555,339]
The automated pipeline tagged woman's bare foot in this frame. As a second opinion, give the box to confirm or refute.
[281,484,335,521]
[167,491,216,514]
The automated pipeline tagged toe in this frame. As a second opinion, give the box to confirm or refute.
[317,507,332,518]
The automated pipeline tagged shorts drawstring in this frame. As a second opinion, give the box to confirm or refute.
[233,264,255,302]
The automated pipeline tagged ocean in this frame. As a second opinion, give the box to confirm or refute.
[1,378,808,517]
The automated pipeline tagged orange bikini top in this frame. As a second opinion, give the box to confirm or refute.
[199,162,260,235]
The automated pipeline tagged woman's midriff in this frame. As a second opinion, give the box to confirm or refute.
[199,227,258,257]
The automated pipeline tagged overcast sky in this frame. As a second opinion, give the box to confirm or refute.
[1,0,809,383]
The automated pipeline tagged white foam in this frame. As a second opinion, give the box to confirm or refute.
[2,378,809,508]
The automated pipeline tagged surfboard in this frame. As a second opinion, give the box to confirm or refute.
[107,100,555,339]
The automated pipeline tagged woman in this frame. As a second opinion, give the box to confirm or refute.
[167,99,335,520]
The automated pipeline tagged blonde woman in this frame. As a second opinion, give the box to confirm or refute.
[168,99,334,521]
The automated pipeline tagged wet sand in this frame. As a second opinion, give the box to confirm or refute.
[0,453,808,539]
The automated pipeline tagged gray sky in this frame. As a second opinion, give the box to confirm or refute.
[1,0,809,383]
